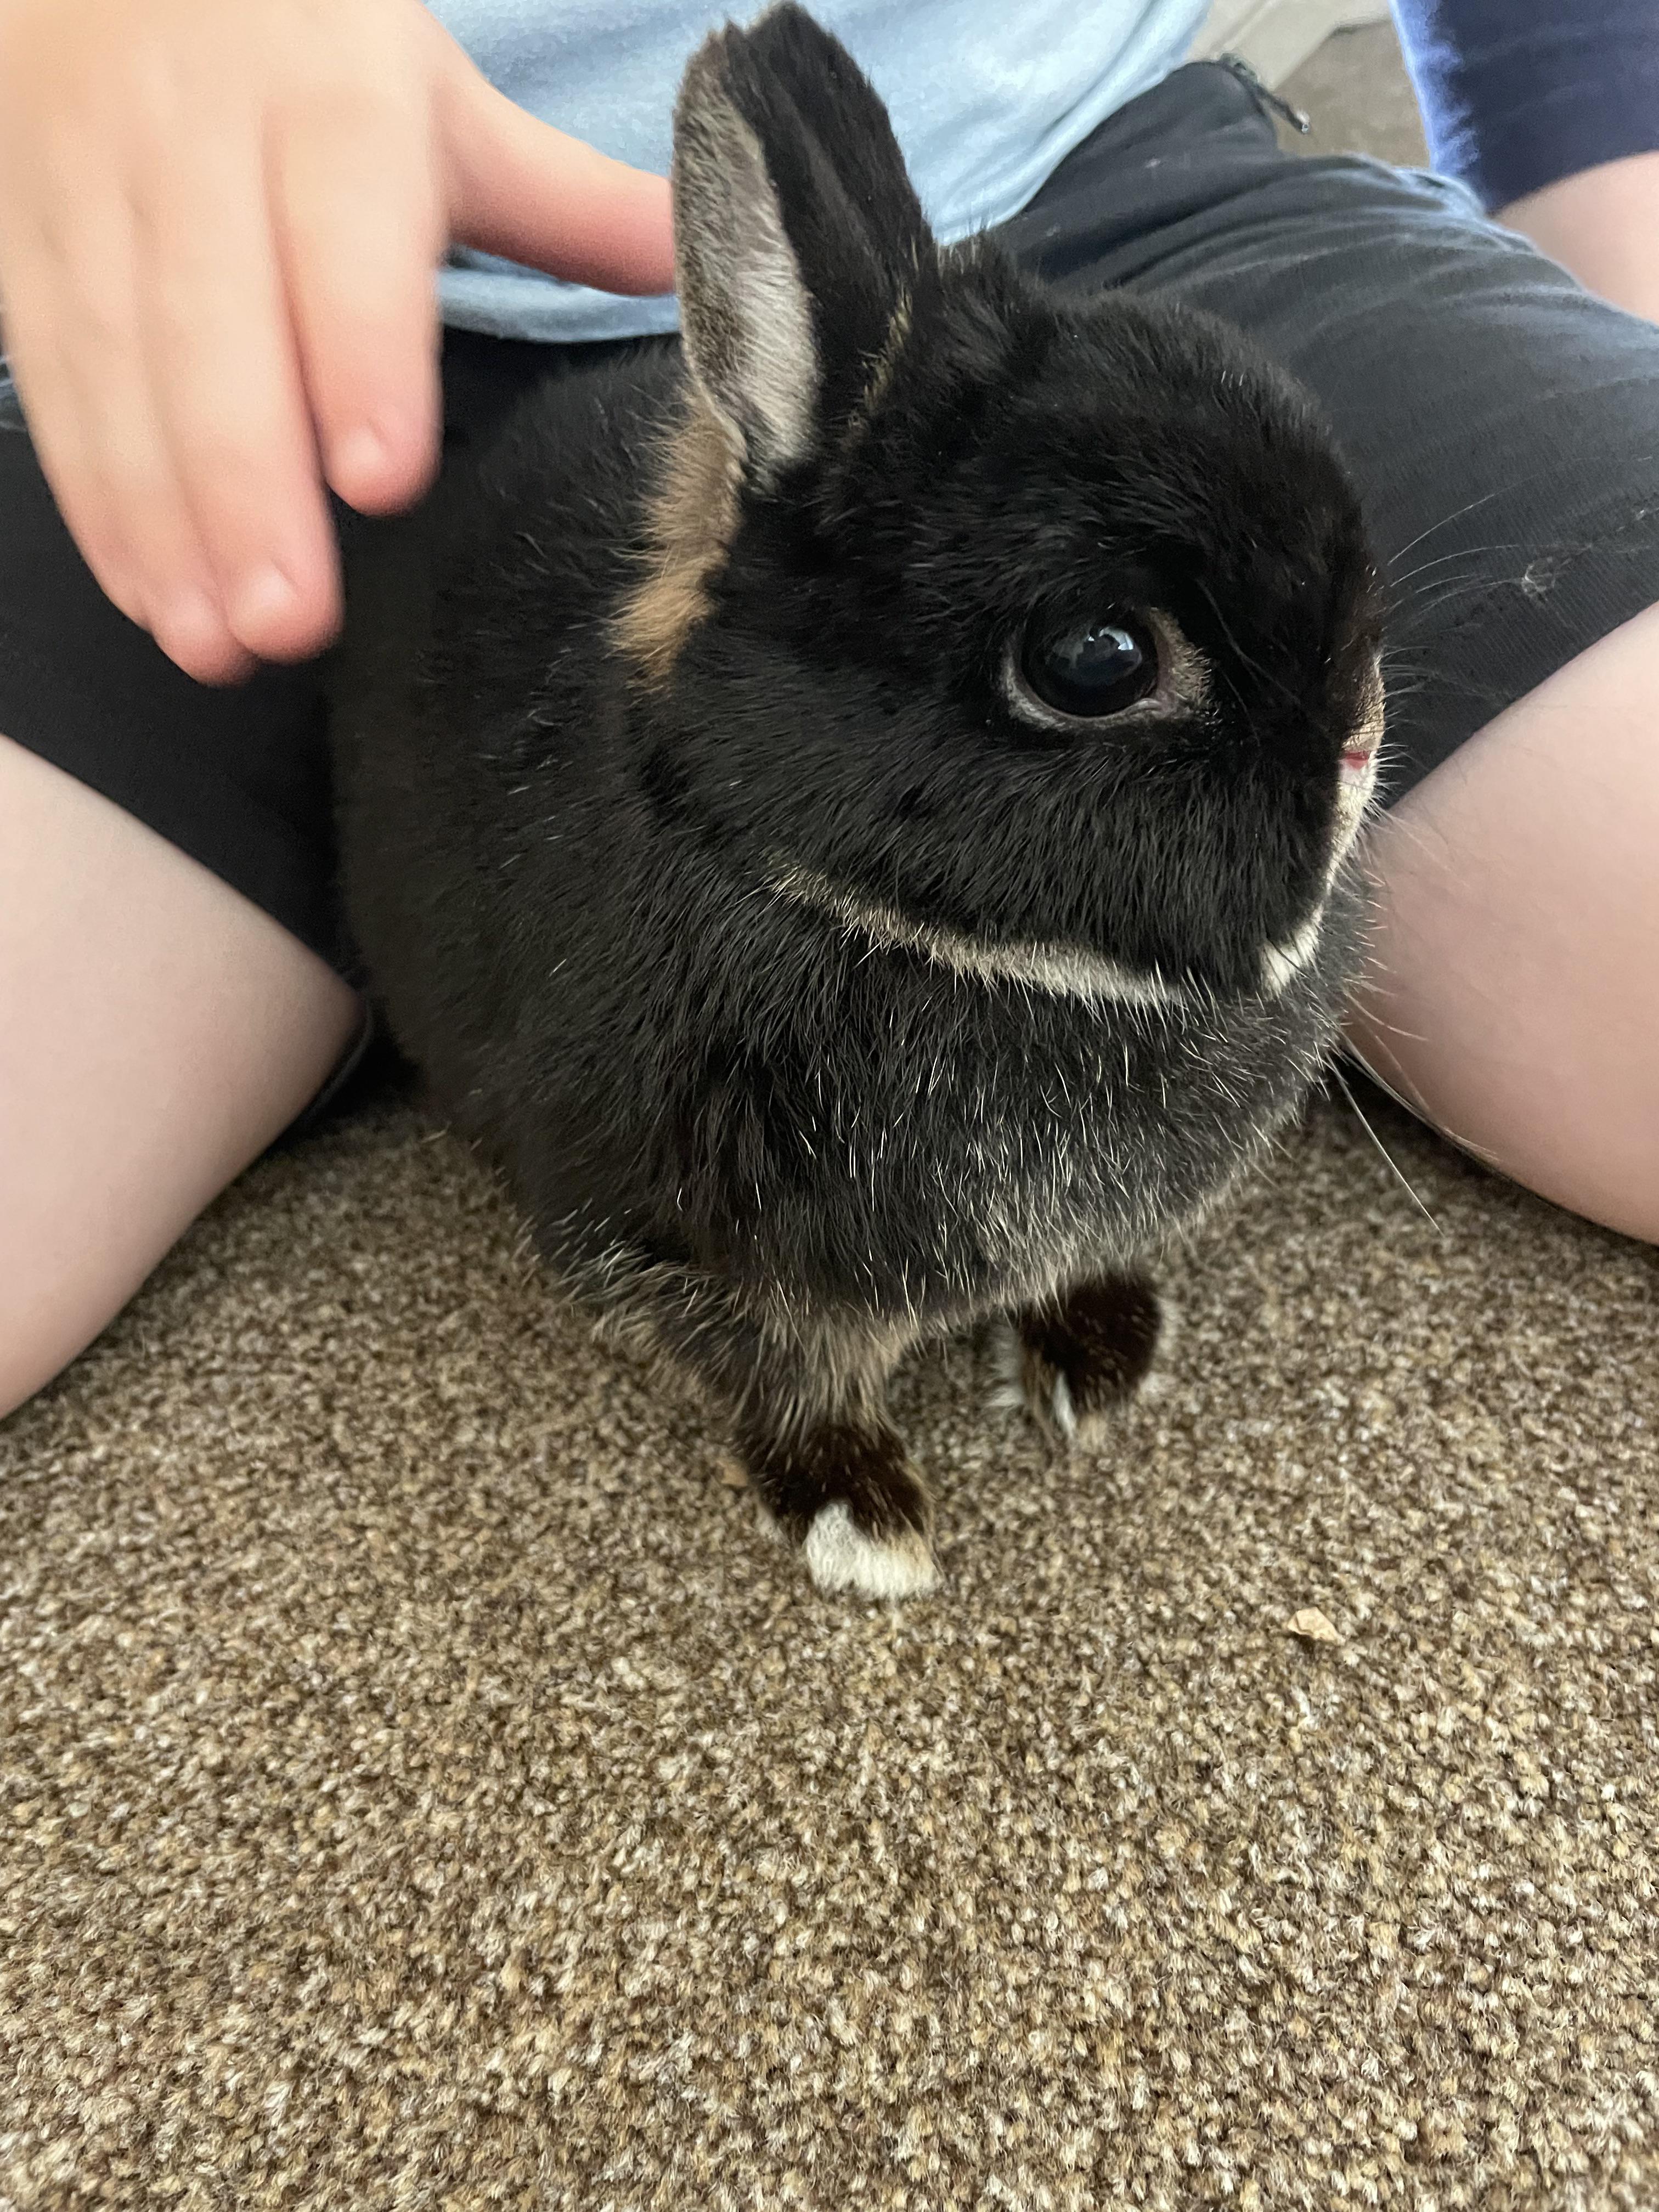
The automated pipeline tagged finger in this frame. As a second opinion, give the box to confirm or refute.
[0,217,254,681]
[271,77,443,515]
[3,301,147,630]
[433,41,675,297]
[131,105,340,663]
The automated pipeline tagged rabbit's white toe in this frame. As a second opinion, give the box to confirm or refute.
[802,1502,937,1599]
[1047,1369,1078,1438]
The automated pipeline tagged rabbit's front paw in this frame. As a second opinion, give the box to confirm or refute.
[743,1418,937,1599]
[801,1501,936,1599]
[996,1272,1164,1442]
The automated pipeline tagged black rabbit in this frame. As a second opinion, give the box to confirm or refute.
[330,4,1384,1598]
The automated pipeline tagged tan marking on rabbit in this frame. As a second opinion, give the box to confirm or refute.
[583,1233,939,1590]
[583,1235,925,1425]
[1153,613,1212,712]
[618,28,834,680]
[769,860,1192,1009]
[613,392,743,681]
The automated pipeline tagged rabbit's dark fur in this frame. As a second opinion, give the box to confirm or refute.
[330,4,1384,1597]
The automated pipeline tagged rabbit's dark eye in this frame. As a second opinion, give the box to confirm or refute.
[1019,616,1159,720]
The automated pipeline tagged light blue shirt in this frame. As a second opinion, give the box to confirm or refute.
[431,0,1210,342]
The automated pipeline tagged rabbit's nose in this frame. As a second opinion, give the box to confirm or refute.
[1339,658,1386,780]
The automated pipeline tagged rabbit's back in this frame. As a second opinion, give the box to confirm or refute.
[332,341,685,1147]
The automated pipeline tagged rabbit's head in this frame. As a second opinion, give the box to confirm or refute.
[616,4,1383,1003]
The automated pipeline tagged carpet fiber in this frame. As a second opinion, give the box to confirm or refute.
[4,32,1657,2212]
[4,1087,1656,2208]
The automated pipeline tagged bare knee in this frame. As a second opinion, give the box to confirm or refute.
[0,735,362,1418]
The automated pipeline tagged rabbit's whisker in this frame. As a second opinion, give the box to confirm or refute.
[1327,1060,1444,1234]
[1387,489,1505,567]
[1386,537,1522,592]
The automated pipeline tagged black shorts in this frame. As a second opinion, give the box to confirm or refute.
[5,59,1659,982]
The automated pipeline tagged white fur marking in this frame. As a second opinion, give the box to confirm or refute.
[1136,1285,1178,1403]
[1261,905,1325,995]
[1049,1370,1077,1439]
[802,1502,938,1599]
[770,862,1190,1011]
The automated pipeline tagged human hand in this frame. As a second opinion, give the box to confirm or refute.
[0,0,674,681]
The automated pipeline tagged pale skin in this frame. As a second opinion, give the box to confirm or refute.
[0,17,1654,1414]
[1345,151,1659,1245]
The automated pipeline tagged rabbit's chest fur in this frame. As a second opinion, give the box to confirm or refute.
[332,344,1355,1338]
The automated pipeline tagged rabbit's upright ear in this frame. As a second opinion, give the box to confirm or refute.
[672,4,933,484]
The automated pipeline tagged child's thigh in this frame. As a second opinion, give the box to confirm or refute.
[1348,605,1659,1240]
[0,735,362,1416]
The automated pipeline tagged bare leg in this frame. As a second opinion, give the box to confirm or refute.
[1347,600,1659,1242]
[1497,153,1659,323]
[0,736,363,1415]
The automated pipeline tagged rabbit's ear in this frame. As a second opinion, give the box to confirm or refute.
[672,4,933,483]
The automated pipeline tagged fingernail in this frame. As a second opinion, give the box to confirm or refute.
[229,563,299,638]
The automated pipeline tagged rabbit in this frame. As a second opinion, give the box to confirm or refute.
[328,2,1385,1600]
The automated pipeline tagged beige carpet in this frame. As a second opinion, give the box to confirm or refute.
[5,31,1658,2212]
[5,1084,1657,2208]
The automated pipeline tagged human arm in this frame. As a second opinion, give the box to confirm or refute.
[0,0,675,683]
